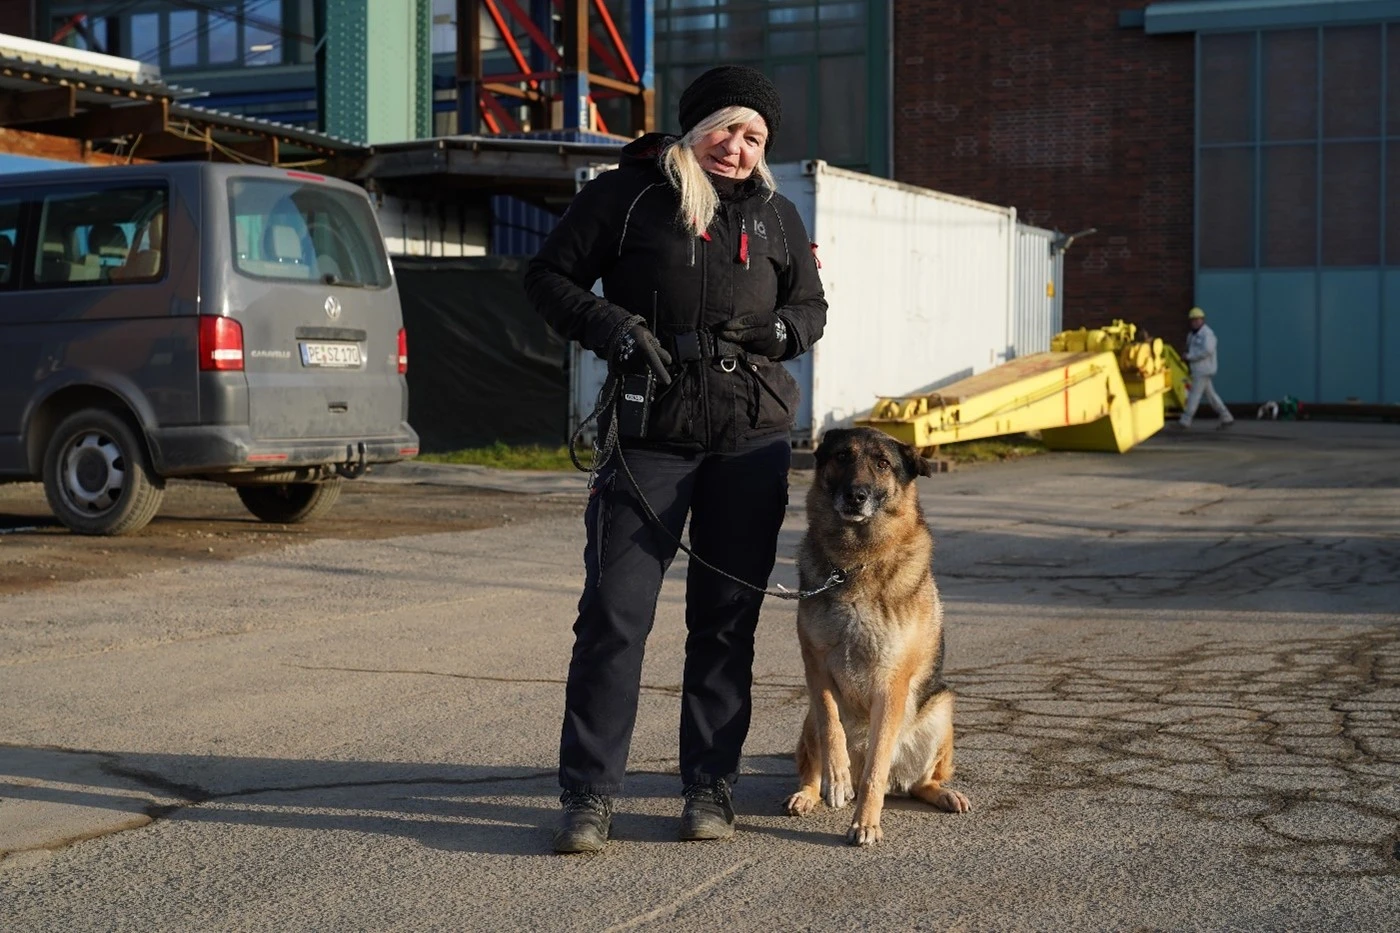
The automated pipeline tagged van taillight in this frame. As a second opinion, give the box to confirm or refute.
[397,328,408,374]
[199,316,244,371]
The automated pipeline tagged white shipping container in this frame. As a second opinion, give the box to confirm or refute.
[570,160,1061,445]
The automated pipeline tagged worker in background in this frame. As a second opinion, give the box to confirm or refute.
[1176,306,1235,430]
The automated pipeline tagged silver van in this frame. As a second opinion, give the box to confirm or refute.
[0,162,418,535]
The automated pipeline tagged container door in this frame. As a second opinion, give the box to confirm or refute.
[1013,225,1060,358]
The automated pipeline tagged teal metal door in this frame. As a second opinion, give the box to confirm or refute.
[1193,21,1400,403]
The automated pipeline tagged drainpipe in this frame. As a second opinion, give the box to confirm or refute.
[1004,206,1017,363]
[886,0,894,177]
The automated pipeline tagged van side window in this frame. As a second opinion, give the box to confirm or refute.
[33,187,168,287]
[0,199,20,287]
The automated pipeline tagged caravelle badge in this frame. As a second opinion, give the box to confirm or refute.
[324,295,341,321]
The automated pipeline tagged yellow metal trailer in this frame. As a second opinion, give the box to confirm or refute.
[856,320,1171,454]
[1161,343,1190,411]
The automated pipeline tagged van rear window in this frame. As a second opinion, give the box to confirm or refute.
[33,186,167,287]
[229,178,390,288]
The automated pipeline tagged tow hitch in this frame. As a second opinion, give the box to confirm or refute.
[335,442,368,479]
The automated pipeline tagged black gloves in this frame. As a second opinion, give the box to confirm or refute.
[717,311,790,360]
[612,323,673,385]
[611,313,790,384]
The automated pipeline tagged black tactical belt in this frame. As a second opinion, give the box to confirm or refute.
[664,329,750,364]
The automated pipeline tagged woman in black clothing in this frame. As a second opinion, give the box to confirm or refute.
[525,65,827,853]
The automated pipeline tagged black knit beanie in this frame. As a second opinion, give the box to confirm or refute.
[678,65,782,150]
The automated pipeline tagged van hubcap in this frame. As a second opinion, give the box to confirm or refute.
[62,432,125,513]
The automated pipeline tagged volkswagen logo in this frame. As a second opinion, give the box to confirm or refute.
[324,295,341,321]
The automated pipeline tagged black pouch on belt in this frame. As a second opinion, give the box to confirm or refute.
[616,371,655,438]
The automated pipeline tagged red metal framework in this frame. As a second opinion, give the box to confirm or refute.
[455,0,654,137]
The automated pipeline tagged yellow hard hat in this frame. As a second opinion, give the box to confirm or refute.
[1188,307,1206,320]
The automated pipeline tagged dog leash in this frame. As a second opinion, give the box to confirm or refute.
[569,350,858,602]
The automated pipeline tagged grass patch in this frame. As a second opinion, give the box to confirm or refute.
[937,434,1048,464]
[419,435,1049,472]
[417,442,577,471]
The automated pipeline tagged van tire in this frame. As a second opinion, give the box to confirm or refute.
[236,479,342,524]
[43,408,166,536]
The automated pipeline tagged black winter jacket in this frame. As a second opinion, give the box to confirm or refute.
[525,134,827,452]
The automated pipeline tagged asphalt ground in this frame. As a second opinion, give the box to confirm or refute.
[0,466,585,597]
[1,420,1397,931]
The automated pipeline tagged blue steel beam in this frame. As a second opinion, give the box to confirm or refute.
[562,0,589,130]
[561,72,591,130]
[530,0,552,72]
[631,0,653,90]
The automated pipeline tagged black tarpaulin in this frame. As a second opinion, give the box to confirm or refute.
[394,256,569,452]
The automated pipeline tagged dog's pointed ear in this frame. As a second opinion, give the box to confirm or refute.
[901,443,935,478]
[815,429,849,468]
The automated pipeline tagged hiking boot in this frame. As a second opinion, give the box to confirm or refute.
[553,791,613,854]
[678,779,736,841]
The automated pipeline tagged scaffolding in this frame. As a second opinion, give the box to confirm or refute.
[455,0,653,138]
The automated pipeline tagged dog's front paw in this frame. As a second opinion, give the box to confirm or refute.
[823,768,854,809]
[846,819,882,846]
[784,789,819,816]
[931,788,971,813]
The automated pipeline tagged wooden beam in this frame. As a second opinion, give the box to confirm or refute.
[217,136,279,164]
[482,82,548,103]
[631,87,655,135]
[0,86,77,126]
[563,0,588,72]
[133,130,282,165]
[0,127,149,165]
[24,99,169,142]
[586,72,640,96]
[457,0,483,83]
[124,133,212,160]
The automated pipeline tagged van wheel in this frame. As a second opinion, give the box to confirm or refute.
[237,479,342,524]
[43,408,165,536]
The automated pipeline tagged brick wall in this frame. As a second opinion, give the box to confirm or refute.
[894,1,1196,342]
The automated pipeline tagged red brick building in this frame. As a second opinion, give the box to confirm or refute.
[893,1,1194,342]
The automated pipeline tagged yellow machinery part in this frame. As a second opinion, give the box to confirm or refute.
[856,319,1170,454]
[1160,344,1190,411]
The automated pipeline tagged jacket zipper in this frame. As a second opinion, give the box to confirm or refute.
[699,229,710,444]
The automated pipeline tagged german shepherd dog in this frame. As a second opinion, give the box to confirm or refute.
[785,427,971,845]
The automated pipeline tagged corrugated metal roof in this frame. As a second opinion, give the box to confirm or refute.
[0,35,353,157]
[367,133,625,156]
[0,32,162,83]
[169,103,358,152]
[491,129,632,146]
[0,36,196,101]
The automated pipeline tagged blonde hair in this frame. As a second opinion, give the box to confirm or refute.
[662,105,777,237]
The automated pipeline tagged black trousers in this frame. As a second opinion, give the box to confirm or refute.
[558,435,791,795]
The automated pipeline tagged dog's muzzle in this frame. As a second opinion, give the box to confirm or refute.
[834,486,878,522]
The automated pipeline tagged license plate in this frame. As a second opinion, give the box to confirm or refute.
[300,342,362,368]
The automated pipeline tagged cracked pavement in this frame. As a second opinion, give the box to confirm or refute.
[1,420,1397,931]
